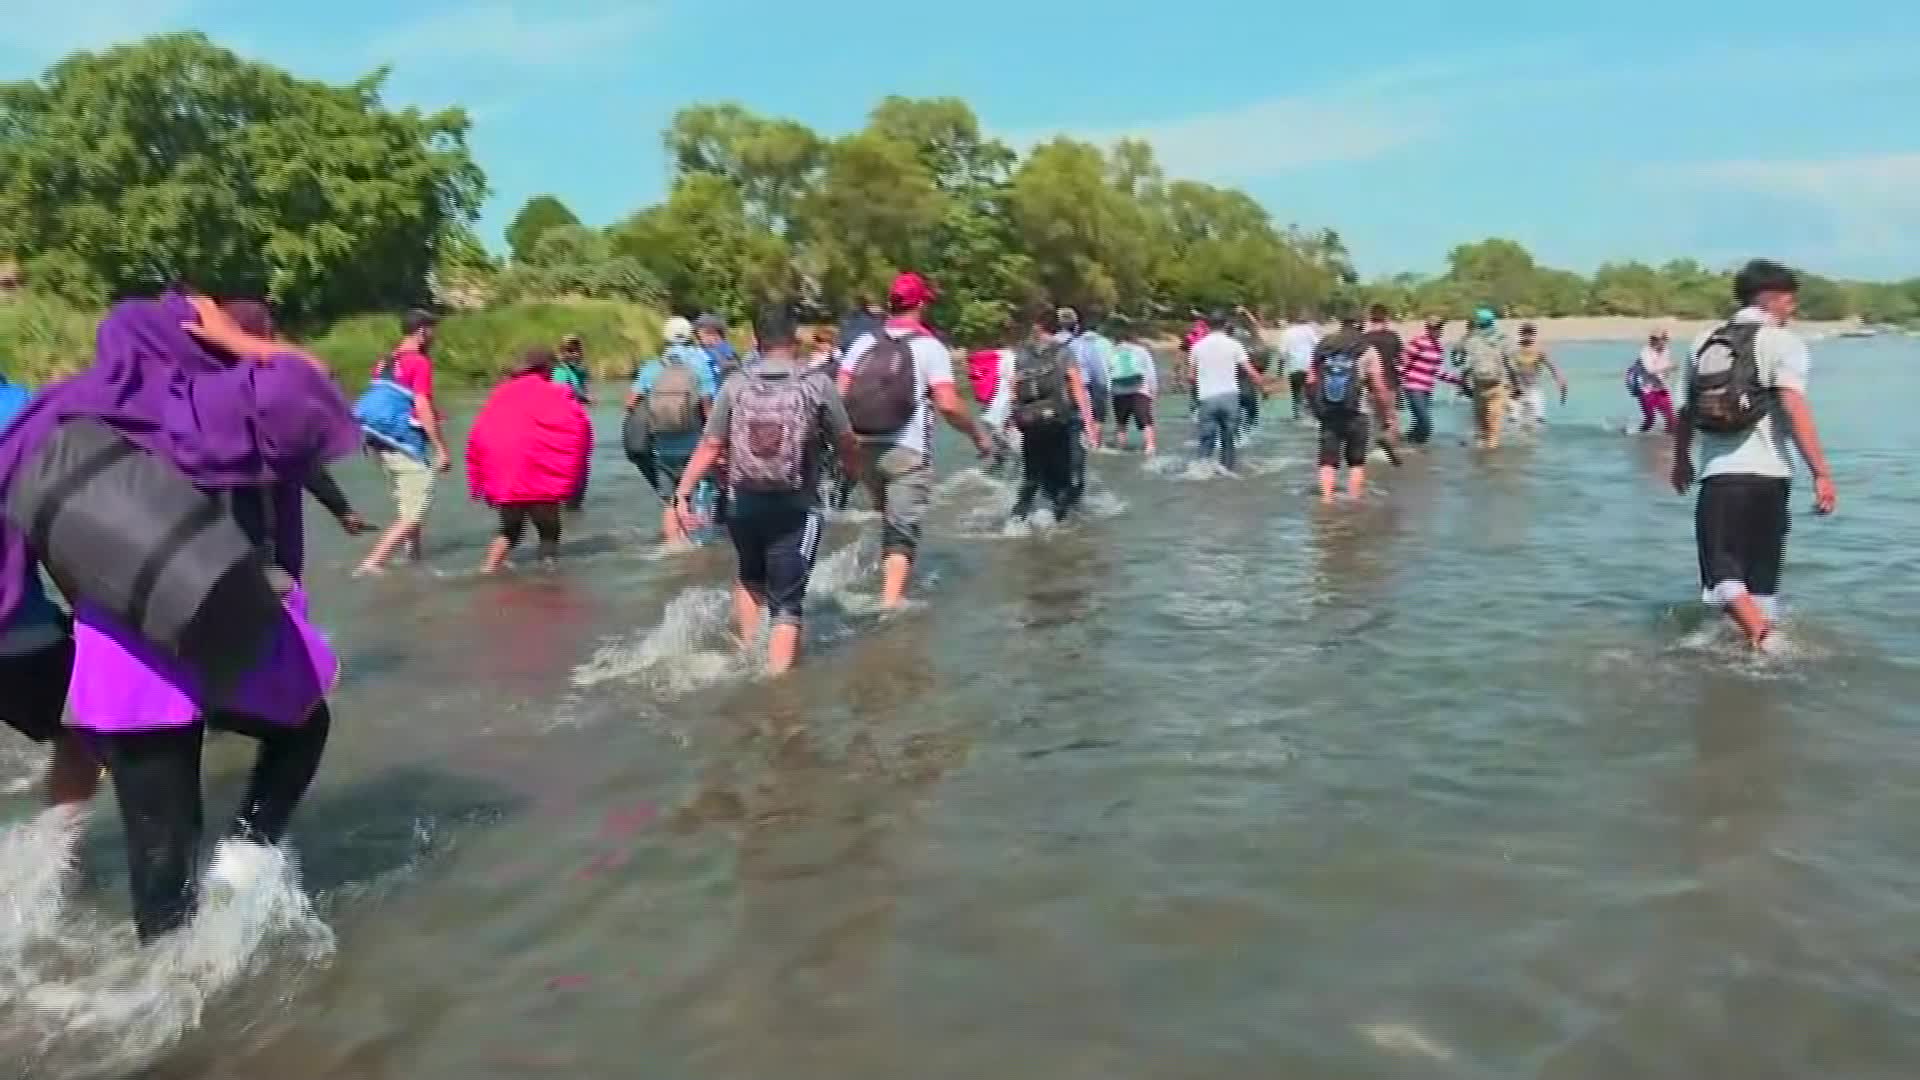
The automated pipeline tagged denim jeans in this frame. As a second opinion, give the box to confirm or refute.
[1404,389,1434,445]
[1196,394,1239,470]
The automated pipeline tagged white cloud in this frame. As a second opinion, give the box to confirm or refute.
[1023,94,1440,181]
[1,0,199,61]
[366,2,658,69]
[1652,152,1920,261]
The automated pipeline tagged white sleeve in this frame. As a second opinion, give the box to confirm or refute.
[917,336,954,389]
[982,352,1015,428]
[1141,348,1159,398]
[1768,330,1811,392]
[839,334,874,378]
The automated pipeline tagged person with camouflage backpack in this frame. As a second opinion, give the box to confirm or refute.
[674,303,860,675]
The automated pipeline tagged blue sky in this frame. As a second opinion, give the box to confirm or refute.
[5,0,1918,280]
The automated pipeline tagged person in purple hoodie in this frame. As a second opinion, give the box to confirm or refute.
[0,292,360,941]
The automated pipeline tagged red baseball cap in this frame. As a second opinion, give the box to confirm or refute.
[888,271,936,308]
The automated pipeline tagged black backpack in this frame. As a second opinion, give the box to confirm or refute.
[844,333,921,436]
[1687,322,1770,434]
[1011,342,1074,431]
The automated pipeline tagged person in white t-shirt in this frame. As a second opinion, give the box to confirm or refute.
[1184,311,1272,471]
[1279,313,1321,420]
[838,272,995,609]
[1671,259,1836,650]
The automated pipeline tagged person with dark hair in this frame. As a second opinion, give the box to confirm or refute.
[1361,304,1405,397]
[1279,310,1320,420]
[1185,311,1270,471]
[467,347,593,574]
[0,293,359,941]
[357,308,451,576]
[1051,306,1111,448]
[1107,316,1159,455]
[1008,308,1096,524]
[1398,316,1449,445]
[839,295,883,356]
[219,300,371,539]
[838,272,994,609]
[1307,313,1396,502]
[676,302,859,675]
[695,314,741,383]
[1672,258,1835,649]
[1509,322,1568,428]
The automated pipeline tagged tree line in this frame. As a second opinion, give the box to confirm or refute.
[3,33,1916,370]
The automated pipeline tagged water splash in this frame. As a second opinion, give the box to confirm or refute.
[569,585,742,696]
[0,815,334,1080]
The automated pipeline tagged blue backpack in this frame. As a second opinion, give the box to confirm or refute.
[1317,348,1361,415]
[354,358,426,460]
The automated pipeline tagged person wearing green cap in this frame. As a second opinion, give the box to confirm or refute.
[1451,307,1517,449]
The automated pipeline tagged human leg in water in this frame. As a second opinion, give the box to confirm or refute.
[100,706,332,942]
[1404,389,1434,445]
[1039,425,1079,522]
[1288,370,1309,420]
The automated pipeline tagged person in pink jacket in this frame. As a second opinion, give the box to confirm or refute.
[467,348,592,574]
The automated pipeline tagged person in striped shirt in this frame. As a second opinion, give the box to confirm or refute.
[1398,317,1450,445]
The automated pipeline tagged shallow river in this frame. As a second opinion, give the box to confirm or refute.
[6,336,1920,1079]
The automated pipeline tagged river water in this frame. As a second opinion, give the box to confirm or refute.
[5,336,1920,1079]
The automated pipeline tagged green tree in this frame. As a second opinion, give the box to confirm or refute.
[0,32,484,323]
[665,104,824,233]
[609,172,789,319]
[1445,238,1539,313]
[494,224,661,305]
[1010,137,1152,316]
[505,195,580,263]
[1589,261,1668,316]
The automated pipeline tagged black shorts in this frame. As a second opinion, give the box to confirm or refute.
[1696,475,1791,599]
[0,637,74,743]
[1087,384,1112,424]
[1317,411,1370,467]
[1111,391,1153,431]
[497,503,563,546]
[726,493,823,625]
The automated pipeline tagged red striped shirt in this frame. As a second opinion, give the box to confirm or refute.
[1400,334,1445,392]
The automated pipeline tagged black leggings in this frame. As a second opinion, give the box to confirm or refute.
[498,503,563,554]
[97,706,331,942]
[1014,423,1080,522]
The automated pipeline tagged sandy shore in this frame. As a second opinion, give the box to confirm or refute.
[1450,316,1861,344]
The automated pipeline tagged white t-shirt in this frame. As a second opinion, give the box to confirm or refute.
[841,326,955,455]
[1279,322,1320,373]
[1685,308,1811,481]
[1639,343,1675,389]
[1191,331,1249,401]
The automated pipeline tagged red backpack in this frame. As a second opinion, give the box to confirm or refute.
[966,349,1003,403]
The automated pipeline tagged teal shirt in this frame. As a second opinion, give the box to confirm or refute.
[551,361,589,402]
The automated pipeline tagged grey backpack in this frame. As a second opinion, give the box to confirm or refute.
[725,373,812,493]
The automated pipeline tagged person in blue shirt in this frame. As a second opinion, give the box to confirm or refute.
[626,317,721,544]
[0,378,101,810]
[695,313,741,383]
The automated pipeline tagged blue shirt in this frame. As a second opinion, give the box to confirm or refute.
[0,384,64,647]
[703,340,740,379]
[1056,331,1111,389]
[631,348,720,458]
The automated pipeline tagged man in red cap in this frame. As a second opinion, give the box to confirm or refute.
[839,271,995,609]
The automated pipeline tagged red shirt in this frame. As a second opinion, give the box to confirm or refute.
[383,347,435,400]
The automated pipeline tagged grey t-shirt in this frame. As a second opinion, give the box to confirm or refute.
[703,359,851,503]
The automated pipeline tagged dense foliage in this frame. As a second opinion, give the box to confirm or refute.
[0,33,485,325]
[1351,239,1919,324]
[2,35,1916,388]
